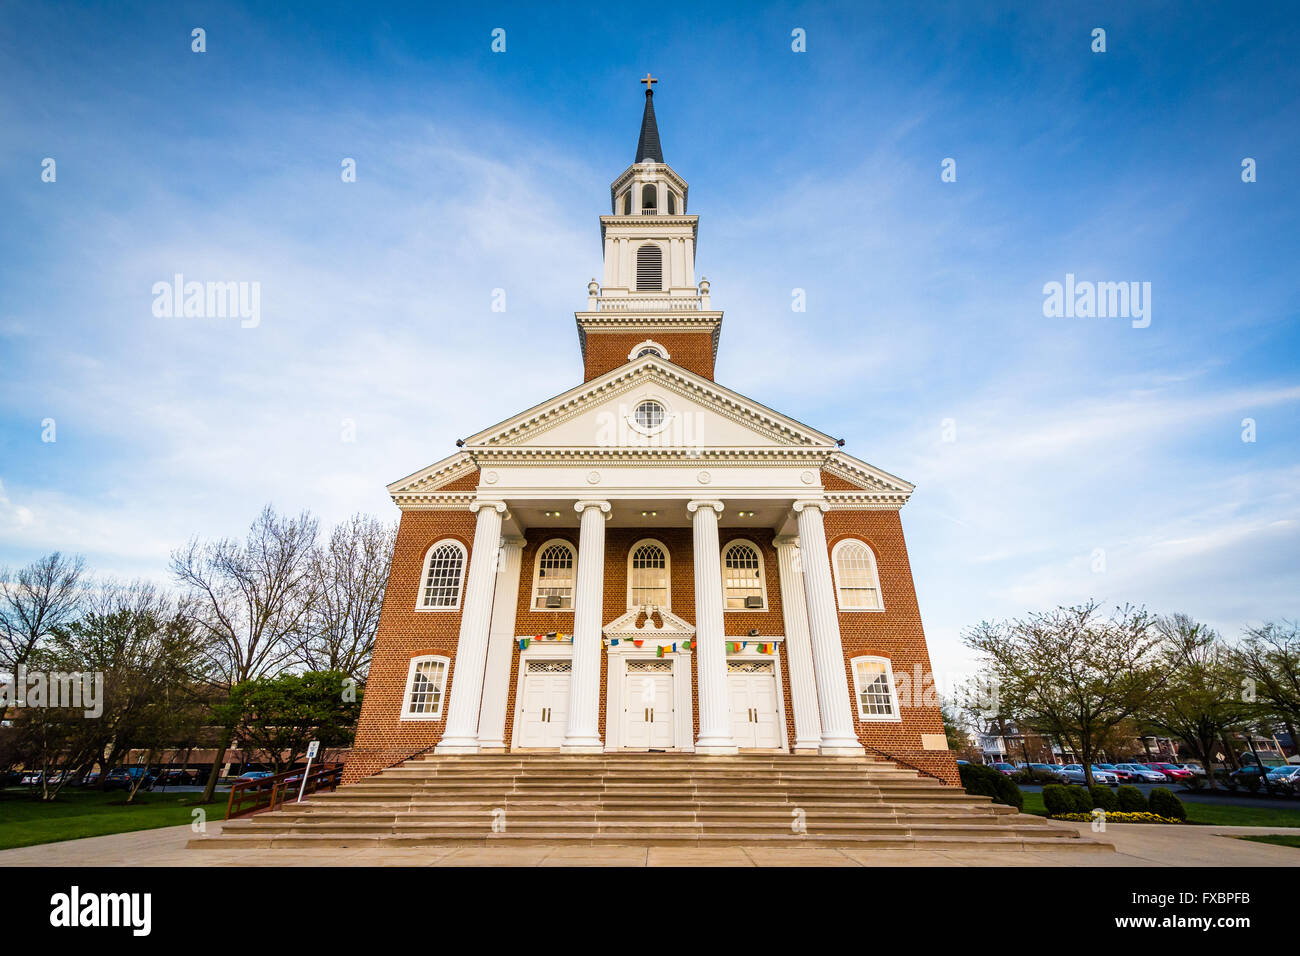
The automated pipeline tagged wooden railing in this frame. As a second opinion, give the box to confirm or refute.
[225,763,344,820]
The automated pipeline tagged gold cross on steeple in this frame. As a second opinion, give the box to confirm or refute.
[640,72,658,94]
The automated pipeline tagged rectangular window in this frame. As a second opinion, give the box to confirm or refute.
[402,657,448,720]
[852,658,898,720]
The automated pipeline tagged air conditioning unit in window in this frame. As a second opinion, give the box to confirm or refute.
[744,595,763,609]
[545,595,564,609]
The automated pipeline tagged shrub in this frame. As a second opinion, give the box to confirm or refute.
[1068,786,1094,814]
[1090,785,1118,811]
[1148,787,1186,821]
[1184,775,1207,791]
[1242,773,1261,793]
[959,762,1023,810]
[1116,785,1148,812]
[1042,784,1073,816]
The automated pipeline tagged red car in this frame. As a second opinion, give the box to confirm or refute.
[1152,763,1193,780]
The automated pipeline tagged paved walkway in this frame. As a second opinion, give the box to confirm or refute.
[1,821,1298,866]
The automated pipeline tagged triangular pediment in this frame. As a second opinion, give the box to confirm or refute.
[461,356,839,452]
[604,606,695,640]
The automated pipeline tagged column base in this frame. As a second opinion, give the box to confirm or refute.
[476,745,506,753]
[561,736,604,753]
[819,739,866,756]
[793,737,822,754]
[792,746,821,755]
[434,737,481,754]
[695,736,739,755]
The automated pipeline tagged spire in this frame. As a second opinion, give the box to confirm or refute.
[635,73,663,164]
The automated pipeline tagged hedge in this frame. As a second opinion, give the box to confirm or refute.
[1116,785,1148,812]
[1148,787,1186,821]
[959,763,1024,810]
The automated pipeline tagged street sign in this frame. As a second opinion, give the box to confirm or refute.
[306,740,320,759]
[298,740,322,803]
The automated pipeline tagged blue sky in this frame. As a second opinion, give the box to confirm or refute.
[2,0,1297,675]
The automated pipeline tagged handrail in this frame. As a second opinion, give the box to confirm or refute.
[861,744,952,785]
[224,763,344,820]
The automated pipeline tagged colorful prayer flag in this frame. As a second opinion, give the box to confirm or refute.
[656,645,665,658]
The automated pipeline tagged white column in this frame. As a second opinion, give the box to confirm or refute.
[656,181,667,216]
[793,500,864,755]
[688,499,737,754]
[773,534,823,753]
[476,534,525,751]
[436,500,507,753]
[562,500,610,752]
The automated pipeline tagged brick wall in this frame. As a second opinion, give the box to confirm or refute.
[583,330,716,380]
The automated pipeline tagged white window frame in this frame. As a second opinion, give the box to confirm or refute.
[531,538,577,612]
[627,339,671,362]
[831,538,885,612]
[850,655,901,722]
[721,538,768,612]
[627,538,671,610]
[400,654,450,720]
[415,539,468,611]
[624,391,673,437]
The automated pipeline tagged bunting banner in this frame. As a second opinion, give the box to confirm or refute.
[656,645,665,658]
[633,640,644,648]
[518,638,530,650]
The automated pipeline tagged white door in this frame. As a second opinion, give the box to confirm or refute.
[517,660,571,749]
[728,660,782,749]
[622,660,675,750]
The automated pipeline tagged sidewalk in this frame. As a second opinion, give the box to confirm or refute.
[1,821,1297,866]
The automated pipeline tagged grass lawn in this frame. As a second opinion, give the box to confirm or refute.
[1019,790,1300,828]
[1235,834,1300,848]
[0,788,228,851]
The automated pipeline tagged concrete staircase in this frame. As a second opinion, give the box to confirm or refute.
[188,753,1109,852]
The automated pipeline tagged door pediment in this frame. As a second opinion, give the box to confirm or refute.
[604,606,695,642]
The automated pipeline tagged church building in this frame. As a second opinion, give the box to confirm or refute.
[347,79,958,787]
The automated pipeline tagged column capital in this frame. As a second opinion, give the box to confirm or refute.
[686,499,725,515]
[500,535,527,550]
[791,498,829,515]
[470,499,508,515]
[772,534,801,550]
[573,499,612,516]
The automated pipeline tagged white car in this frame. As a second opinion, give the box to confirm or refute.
[1115,763,1170,783]
[1059,764,1119,785]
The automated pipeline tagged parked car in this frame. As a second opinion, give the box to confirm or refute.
[1228,765,1271,786]
[1095,763,1140,782]
[1178,763,1207,777]
[1263,765,1300,792]
[104,768,155,791]
[20,771,43,785]
[1059,765,1119,785]
[990,763,1018,776]
[1114,763,1169,783]
[1152,763,1193,780]
[157,769,197,787]
[235,771,274,783]
[1026,763,1066,780]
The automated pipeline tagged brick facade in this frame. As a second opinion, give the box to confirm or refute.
[582,330,716,380]
[347,484,958,786]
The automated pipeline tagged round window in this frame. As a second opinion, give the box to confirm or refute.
[634,400,666,429]
[637,347,662,358]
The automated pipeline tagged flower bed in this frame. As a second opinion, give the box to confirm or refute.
[1050,811,1183,824]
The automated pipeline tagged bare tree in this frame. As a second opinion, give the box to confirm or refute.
[964,602,1166,788]
[0,552,86,721]
[171,505,319,801]
[294,514,395,683]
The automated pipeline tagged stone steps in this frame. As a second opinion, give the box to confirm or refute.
[188,753,1109,853]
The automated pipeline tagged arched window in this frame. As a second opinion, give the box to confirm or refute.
[722,540,767,610]
[666,191,676,214]
[641,184,657,213]
[417,540,466,609]
[637,347,661,358]
[627,339,671,362]
[832,539,884,611]
[850,656,900,721]
[532,540,576,609]
[636,243,663,291]
[619,191,630,214]
[401,654,450,720]
[628,540,670,608]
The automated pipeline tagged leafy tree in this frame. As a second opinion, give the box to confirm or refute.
[1142,614,1244,789]
[215,671,361,775]
[1235,621,1300,752]
[964,602,1165,788]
